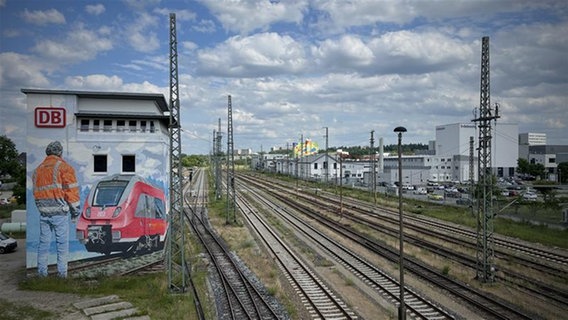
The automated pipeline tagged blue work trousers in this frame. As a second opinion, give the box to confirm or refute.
[37,215,69,278]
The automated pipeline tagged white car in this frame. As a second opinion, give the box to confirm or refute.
[523,192,538,201]
[0,232,17,254]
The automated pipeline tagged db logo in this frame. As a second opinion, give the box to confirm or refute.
[34,107,66,128]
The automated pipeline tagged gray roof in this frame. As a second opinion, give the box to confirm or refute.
[21,88,169,112]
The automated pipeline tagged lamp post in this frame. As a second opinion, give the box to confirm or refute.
[394,126,407,320]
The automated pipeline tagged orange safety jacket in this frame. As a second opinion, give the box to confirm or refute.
[33,155,80,217]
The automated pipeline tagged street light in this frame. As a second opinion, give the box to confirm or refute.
[394,126,407,320]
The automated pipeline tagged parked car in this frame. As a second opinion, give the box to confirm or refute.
[523,192,538,201]
[413,187,427,195]
[0,232,17,254]
[428,193,444,201]
[456,198,473,206]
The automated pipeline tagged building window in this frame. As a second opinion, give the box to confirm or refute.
[80,119,89,132]
[150,121,155,133]
[93,119,100,132]
[323,161,328,169]
[140,121,147,132]
[94,155,107,173]
[549,158,556,163]
[314,163,318,170]
[122,155,135,173]
[333,163,337,169]
[117,120,126,132]
[129,120,137,132]
[103,120,112,132]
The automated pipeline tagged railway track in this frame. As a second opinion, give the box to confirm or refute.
[234,188,358,319]
[240,174,541,319]
[186,168,283,320]
[242,174,568,307]
[187,208,281,320]
[240,182,452,320]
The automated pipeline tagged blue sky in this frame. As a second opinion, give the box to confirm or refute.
[1,0,567,155]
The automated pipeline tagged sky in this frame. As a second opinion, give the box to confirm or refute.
[1,0,567,155]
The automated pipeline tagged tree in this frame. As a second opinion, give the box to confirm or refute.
[517,158,530,174]
[0,135,20,177]
[0,135,26,204]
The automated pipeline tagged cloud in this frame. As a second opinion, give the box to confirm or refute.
[65,74,123,90]
[197,32,307,77]
[124,12,160,53]
[0,52,51,89]
[199,0,308,34]
[32,25,113,63]
[22,8,66,26]
[85,4,105,16]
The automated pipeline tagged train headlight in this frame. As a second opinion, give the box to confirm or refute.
[112,230,121,241]
[85,207,91,218]
[112,207,122,218]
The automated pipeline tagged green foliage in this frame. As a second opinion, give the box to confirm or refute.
[441,265,450,275]
[182,154,209,167]
[558,162,568,183]
[324,143,428,157]
[0,135,21,177]
[517,158,546,179]
[0,136,26,204]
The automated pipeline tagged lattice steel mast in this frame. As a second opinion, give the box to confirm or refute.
[215,118,222,200]
[472,36,499,283]
[226,95,236,224]
[166,13,186,292]
[370,130,376,204]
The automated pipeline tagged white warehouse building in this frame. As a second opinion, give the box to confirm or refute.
[435,122,518,179]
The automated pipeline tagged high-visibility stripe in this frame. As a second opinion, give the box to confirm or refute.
[33,155,80,216]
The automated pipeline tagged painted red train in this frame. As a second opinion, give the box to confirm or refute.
[76,174,168,255]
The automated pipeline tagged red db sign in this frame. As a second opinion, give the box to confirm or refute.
[35,107,66,128]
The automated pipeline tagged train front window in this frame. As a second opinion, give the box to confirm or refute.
[93,181,128,207]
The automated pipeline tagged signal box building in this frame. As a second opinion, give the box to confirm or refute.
[22,89,170,270]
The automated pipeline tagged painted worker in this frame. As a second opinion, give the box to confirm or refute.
[33,141,80,278]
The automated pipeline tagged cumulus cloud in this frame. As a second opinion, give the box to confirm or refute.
[32,25,113,63]
[197,33,307,77]
[85,4,105,16]
[199,0,308,34]
[0,52,51,89]
[22,8,66,25]
[124,12,160,53]
[65,74,123,90]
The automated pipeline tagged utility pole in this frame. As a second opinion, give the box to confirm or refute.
[469,136,475,216]
[300,134,304,181]
[472,36,500,283]
[370,130,376,204]
[324,127,329,183]
[166,12,186,293]
[215,118,222,200]
[226,95,236,224]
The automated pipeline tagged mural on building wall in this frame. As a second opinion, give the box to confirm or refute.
[25,92,169,277]
[293,138,319,157]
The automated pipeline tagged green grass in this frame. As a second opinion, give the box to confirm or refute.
[0,299,55,320]
[20,273,200,319]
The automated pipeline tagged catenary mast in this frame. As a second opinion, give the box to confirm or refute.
[472,36,499,283]
[167,12,186,292]
[226,95,236,224]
